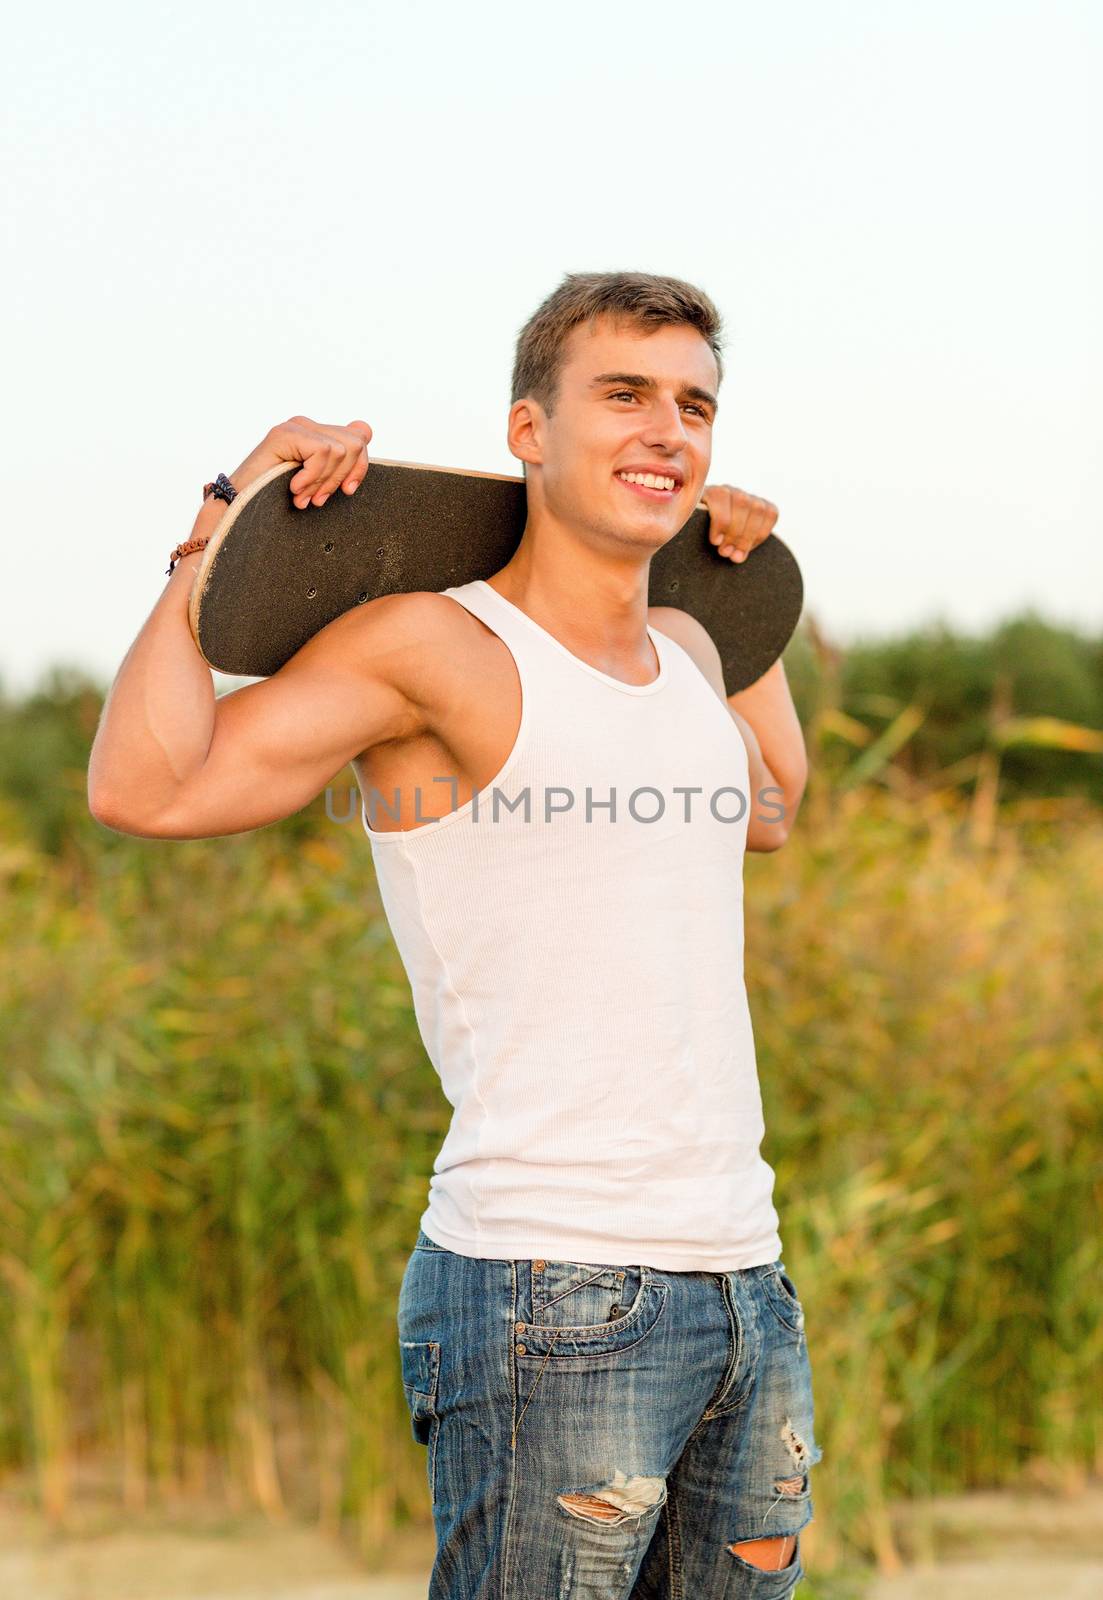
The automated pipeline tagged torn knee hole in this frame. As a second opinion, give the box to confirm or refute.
[774,1474,805,1495]
[728,1533,799,1570]
[559,1493,627,1523]
[557,1471,667,1525]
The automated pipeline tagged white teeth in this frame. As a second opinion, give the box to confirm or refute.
[617,471,676,491]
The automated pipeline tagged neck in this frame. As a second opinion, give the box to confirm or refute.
[485,527,655,672]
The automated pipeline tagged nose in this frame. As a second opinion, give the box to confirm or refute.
[639,394,689,455]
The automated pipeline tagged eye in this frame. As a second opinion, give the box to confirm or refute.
[609,390,709,419]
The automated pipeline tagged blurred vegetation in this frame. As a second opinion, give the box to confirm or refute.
[0,608,1101,1582]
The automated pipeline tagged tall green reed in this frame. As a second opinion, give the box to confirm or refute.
[1,765,1100,1573]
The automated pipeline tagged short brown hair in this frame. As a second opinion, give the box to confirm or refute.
[511,270,725,418]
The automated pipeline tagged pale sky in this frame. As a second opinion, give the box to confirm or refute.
[3,0,1100,696]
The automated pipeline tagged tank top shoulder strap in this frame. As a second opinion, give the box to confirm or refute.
[438,579,556,679]
[439,579,521,638]
[440,579,672,699]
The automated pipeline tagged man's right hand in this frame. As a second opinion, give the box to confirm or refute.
[230,416,373,510]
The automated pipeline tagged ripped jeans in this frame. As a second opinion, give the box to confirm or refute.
[398,1229,823,1598]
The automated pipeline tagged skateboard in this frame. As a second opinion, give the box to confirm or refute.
[188,458,803,694]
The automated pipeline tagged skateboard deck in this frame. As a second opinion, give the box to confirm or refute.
[188,458,803,694]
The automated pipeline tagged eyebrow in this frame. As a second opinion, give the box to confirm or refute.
[589,371,718,415]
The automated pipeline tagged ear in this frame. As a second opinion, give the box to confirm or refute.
[507,397,545,469]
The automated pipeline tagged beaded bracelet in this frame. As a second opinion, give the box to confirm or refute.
[165,473,238,575]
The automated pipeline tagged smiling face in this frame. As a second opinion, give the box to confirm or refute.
[507,313,719,557]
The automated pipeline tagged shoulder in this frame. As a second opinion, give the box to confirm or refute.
[305,589,475,716]
[647,605,726,700]
[360,588,469,636]
[333,588,481,650]
[311,589,465,670]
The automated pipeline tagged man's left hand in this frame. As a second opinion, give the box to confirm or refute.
[702,484,779,563]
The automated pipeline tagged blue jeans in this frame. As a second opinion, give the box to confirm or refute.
[398,1229,823,1597]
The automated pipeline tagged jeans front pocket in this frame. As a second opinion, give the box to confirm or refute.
[761,1260,806,1334]
[532,1259,644,1330]
[519,1259,669,1360]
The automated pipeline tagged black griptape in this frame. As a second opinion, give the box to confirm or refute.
[190,459,803,694]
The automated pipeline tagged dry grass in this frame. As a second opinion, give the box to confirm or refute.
[1,761,1100,1575]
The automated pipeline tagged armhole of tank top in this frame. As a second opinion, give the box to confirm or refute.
[361,589,531,844]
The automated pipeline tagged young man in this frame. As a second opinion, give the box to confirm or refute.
[89,271,820,1598]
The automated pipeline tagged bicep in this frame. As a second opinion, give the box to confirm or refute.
[152,603,425,839]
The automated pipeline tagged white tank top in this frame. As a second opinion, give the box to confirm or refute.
[361,578,783,1271]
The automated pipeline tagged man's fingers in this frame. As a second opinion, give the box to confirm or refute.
[739,498,779,557]
[714,490,779,561]
[292,439,344,507]
[342,423,372,493]
[289,422,373,507]
[310,440,355,505]
[704,484,734,544]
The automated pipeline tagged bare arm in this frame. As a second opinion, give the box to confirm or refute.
[87,493,239,828]
[648,607,807,851]
[87,414,424,838]
[726,656,808,849]
[90,591,442,839]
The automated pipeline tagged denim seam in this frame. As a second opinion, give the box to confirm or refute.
[701,1272,743,1418]
[708,1276,765,1419]
[501,1256,520,1599]
[666,1475,685,1600]
[428,1412,440,1505]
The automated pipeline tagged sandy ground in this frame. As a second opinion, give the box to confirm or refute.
[2,1481,1101,1598]
[863,1480,1103,1600]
